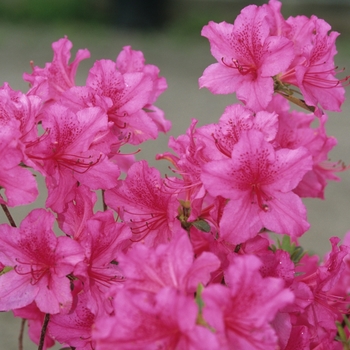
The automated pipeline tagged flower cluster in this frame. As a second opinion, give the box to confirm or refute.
[0,1,349,349]
[199,0,349,116]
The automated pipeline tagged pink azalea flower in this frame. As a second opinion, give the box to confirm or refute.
[279,15,348,113]
[283,325,310,350]
[263,0,292,37]
[105,160,180,246]
[157,119,220,222]
[49,284,96,350]
[26,105,120,213]
[288,238,349,345]
[86,51,170,145]
[56,184,97,240]
[93,287,220,349]
[116,46,168,107]
[23,36,90,104]
[293,114,341,199]
[116,46,171,136]
[118,230,221,294]
[202,254,294,349]
[199,4,294,111]
[245,248,295,286]
[0,209,84,314]
[201,129,312,244]
[74,210,132,314]
[200,104,278,158]
[0,83,41,145]
[60,85,113,115]
[0,123,38,207]
[330,231,350,296]
[86,58,148,121]
[268,94,341,198]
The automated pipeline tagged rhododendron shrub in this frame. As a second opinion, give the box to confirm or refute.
[0,1,350,349]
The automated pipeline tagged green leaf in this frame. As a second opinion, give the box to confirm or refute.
[343,314,350,330]
[275,235,306,263]
[281,235,294,252]
[336,321,347,343]
[192,219,211,233]
[195,283,216,332]
[195,283,205,314]
[0,266,13,276]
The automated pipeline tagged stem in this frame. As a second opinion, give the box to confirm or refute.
[18,318,26,350]
[38,313,50,350]
[1,203,16,227]
[102,189,107,211]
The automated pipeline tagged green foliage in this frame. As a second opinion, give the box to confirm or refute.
[195,283,216,332]
[335,315,350,349]
[270,235,306,264]
[192,219,211,233]
[0,266,13,276]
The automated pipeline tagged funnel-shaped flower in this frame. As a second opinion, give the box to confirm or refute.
[202,130,312,244]
[202,254,294,349]
[199,5,294,111]
[0,209,84,314]
[27,105,120,213]
[23,37,90,104]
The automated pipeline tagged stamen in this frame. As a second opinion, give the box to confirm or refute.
[221,57,256,76]
[124,210,167,242]
[89,266,125,288]
[14,262,49,285]
[56,153,102,174]
[212,133,231,158]
[251,183,270,211]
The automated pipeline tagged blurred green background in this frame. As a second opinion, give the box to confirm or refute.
[0,0,348,36]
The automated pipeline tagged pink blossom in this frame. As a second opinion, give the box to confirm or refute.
[60,85,113,115]
[23,37,90,104]
[200,104,278,158]
[26,105,120,212]
[86,58,147,121]
[116,46,168,107]
[157,119,219,222]
[118,231,221,294]
[202,254,294,349]
[199,4,294,111]
[263,0,292,37]
[279,15,348,113]
[116,46,172,137]
[330,231,350,296]
[0,209,84,314]
[0,83,41,145]
[293,114,340,199]
[74,210,132,314]
[0,123,38,207]
[93,287,220,349]
[201,129,312,244]
[268,94,341,198]
[86,51,170,144]
[288,238,349,344]
[115,46,171,139]
[56,184,97,240]
[49,285,96,350]
[105,160,180,246]
[283,326,310,350]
